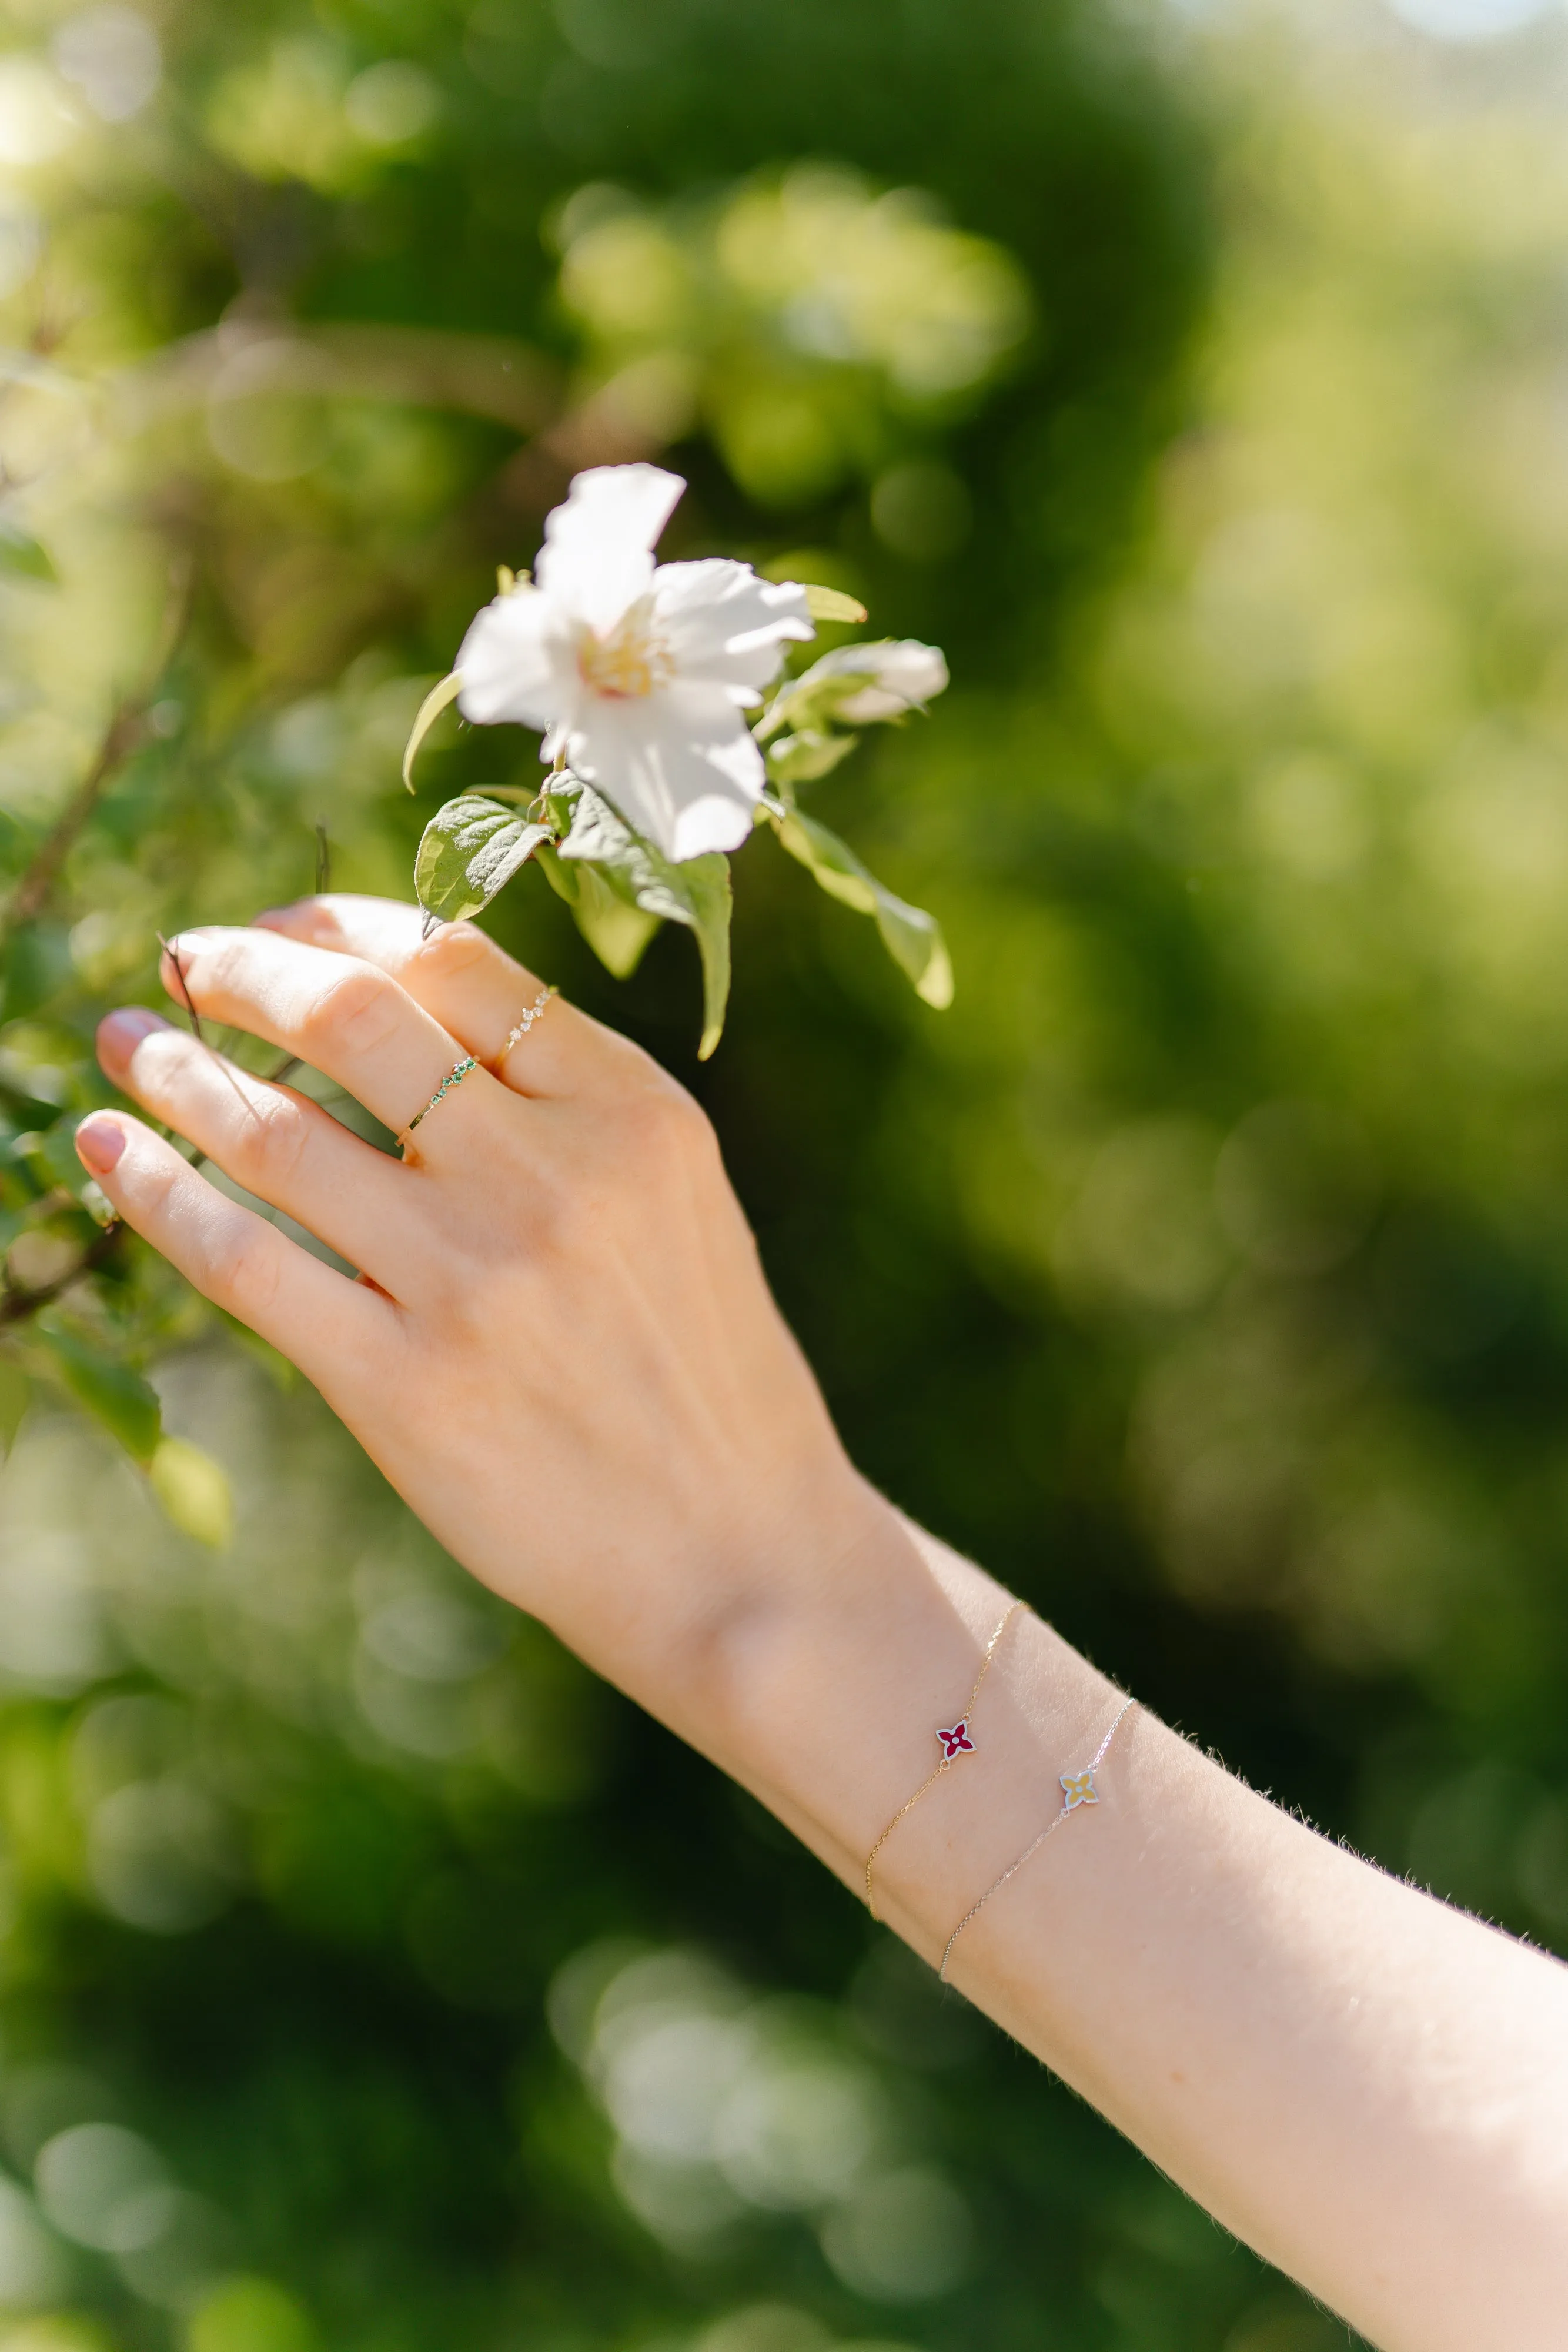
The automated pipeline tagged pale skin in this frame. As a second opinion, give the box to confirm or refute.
[71,898,1568,2352]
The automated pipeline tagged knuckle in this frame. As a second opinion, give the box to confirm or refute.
[138,1148,184,1225]
[230,1090,310,1191]
[305,963,403,1058]
[213,1226,282,1321]
[413,921,496,985]
[131,1027,190,1104]
[621,1078,710,1163]
[434,1277,499,1352]
[495,1157,571,1260]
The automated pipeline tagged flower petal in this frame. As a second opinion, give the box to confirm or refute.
[564,685,765,861]
[456,589,577,729]
[536,463,686,633]
[653,560,814,700]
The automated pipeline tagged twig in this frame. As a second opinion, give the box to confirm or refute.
[315,820,331,896]
[4,551,192,929]
[156,931,205,1047]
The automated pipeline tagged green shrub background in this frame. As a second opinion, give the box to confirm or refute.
[0,1,1561,2347]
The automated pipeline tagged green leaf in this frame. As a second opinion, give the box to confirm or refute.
[0,523,56,584]
[80,1179,118,1229]
[536,845,662,978]
[39,1324,161,1464]
[151,1435,233,1549]
[764,729,860,787]
[414,794,552,926]
[13,1113,102,1207]
[557,785,734,1055]
[401,670,463,791]
[771,807,953,1010]
[677,857,732,1061]
[803,583,867,624]
[2,923,74,1023]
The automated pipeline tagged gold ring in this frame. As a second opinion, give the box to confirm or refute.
[497,985,556,1063]
[399,1055,478,1157]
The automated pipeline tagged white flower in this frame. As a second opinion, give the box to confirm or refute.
[787,637,949,723]
[455,463,814,862]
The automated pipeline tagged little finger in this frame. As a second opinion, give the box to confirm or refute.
[73,1110,396,1391]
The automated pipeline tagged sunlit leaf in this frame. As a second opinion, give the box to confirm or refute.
[401,670,463,791]
[39,1324,161,1464]
[557,784,733,1054]
[151,1435,234,1549]
[803,584,868,624]
[415,794,552,925]
[771,807,953,1008]
[677,857,733,1061]
[0,523,56,584]
[79,1180,116,1228]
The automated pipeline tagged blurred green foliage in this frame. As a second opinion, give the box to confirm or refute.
[0,0,1560,2347]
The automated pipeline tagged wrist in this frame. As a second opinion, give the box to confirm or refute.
[664,1485,1132,1973]
[664,1480,1029,1926]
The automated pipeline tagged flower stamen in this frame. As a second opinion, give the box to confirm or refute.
[578,604,670,701]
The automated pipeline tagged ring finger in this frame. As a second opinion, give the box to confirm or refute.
[96,1007,422,1286]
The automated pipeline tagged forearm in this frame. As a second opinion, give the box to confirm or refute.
[87,902,1566,2352]
[664,1488,1568,2352]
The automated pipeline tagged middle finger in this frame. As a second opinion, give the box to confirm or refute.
[161,925,510,1151]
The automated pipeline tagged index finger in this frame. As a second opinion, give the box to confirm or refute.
[160,925,490,1144]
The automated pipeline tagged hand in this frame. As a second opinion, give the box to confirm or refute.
[75,898,877,1707]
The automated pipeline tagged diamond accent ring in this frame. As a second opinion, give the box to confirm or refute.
[498,985,557,1063]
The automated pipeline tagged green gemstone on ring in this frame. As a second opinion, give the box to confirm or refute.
[405,1055,478,1135]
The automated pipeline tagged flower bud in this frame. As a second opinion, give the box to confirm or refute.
[788,639,949,726]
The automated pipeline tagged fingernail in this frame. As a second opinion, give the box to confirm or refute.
[163,926,217,957]
[75,1115,126,1175]
[101,1005,168,1053]
[252,906,296,931]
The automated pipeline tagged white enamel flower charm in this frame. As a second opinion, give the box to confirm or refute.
[455,463,815,862]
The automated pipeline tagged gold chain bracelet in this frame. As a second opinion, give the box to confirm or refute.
[864,1598,1021,1922]
[939,1694,1137,1980]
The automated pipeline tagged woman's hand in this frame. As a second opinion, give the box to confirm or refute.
[74,899,1568,2352]
[74,898,879,1706]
